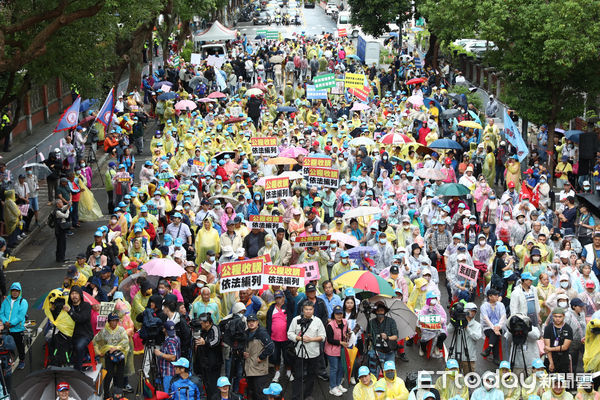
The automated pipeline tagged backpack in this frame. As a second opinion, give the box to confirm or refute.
[48,210,56,228]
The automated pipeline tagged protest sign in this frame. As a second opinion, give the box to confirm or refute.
[307,167,340,188]
[331,79,345,95]
[250,137,278,157]
[313,73,336,90]
[264,264,305,287]
[265,177,289,201]
[293,234,331,248]
[302,156,332,176]
[220,258,264,292]
[249,215,283,230]
[306,85,328,100]
[418,314,442,330]
[457,263,479,282]
[160,85,171,93]
[266,30,279,40]
[345,73,366,89]
[338,28,347,37]
[190,53,202,65]
[97,301,116,329]
[292,261,320,282]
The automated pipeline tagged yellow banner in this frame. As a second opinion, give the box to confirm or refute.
[345,73,366,89]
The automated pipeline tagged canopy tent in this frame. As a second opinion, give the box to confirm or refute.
[194,21,237,42]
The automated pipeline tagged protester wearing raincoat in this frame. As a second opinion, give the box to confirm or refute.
[376,361,408,400]
[195,217,220,264]
[434,359,469,400]
[353,366,377,400]
[583,319,600,373]
[407,278,428,312]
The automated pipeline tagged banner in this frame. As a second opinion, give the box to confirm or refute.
[266,30,279,40]
[307,167,340,188]
[264,264,305,287]
[344,73,366,89]
[250,136,278,157]
[292,261,320,282]
[96,89,114,128]
[96,301,116,329]
[220,258,264,292]
[419,314,442,330]
[250,215,283,229]
[331,79,345,95]
[302,156,332,176]
[502,109,529,162]
[306,85,328,100]
[313,73,336,90]
[457,263,479,282]
[293,234,331,248]
[190,53,202,64]
[54,96,81,132]
[264,177,289,201]
[348,86,370,102]
[338,28,347,37]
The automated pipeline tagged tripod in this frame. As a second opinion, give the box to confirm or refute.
[509,341,529,378]
[137,343,160,395]
[359,303,384,376]
[293,318,327,400]
[86,143,102,184]
[448,324,472,373]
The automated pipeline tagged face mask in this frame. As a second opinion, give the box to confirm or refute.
[384,371,395,380]
[80,163,86,168]
[470,221,476,225]
[430,299,437,306]
[503,215,510,221]
[215,205,221,209]
[379,238,387,244]
[341,258,348,264]
[558,301,568,308]
[185,205,190,210]
[196,283,203,288]
[26,170,32,175]
[111,218,117,224]
[158,288,166,295]
[560,282,569,289]
[330,243,337,249]
[523,200,529,205]
[535,371,544,378]
[383,156,388,161]
[344,205,351,211]
[532,256,540,262]
[479,240,486,245]
[209,256,215,262]
[547,270,554,277]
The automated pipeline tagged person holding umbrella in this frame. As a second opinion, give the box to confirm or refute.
[367,301,398,376]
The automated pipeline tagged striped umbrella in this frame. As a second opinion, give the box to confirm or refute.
[333,270,395,297]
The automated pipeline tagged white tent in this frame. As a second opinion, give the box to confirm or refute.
[194,21,237,42]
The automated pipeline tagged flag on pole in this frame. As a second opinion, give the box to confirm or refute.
[96,88,115,128]
[53,96,81,132]
[502,109,529,162]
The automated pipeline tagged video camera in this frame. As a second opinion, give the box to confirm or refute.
[449,302,468,329]
[507,314,532,346]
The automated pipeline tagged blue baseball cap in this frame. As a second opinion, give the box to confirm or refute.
[446,359,459,369]
[340,251,349,258]
[118,201,127,208]
[263,383,283,396]
[358,366,370,377]
[532,358,544,369]
[426,291,437,300]
[497,245,508,253]
[499,361,511,370]
[521,272,534,281]
[140,205,148,212]
[383,361,395,371]
[171,357,190,368]
[217,377,231,387]
[344,288,355,297]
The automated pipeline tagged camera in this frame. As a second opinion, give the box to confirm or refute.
[190,318,203,339]
[507,314,532,345]
[449,302,468,329]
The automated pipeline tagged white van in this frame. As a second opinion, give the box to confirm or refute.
[336,11,360,38]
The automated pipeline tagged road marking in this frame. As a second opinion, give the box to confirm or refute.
[6,266,69,273]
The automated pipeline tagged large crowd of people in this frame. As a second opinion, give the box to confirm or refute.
[1,21,600,400]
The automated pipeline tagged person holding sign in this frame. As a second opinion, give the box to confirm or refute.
[417,291,447,359]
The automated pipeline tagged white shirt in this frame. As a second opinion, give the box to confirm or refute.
[287,315,326,359]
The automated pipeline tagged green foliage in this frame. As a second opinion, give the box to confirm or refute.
[347,0,410,38]
[180,40,195,62]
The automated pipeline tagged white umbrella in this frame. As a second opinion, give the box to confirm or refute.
[415,168,447,180]
[23,162,52,178]
[330,232,360,247]
[351,102,370,111]
[278,170,303,181]
[349,137,376,147]
[343,206,382,219]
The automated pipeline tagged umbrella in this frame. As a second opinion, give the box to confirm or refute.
[343,206,382,219]
[269,55,284,64]
[411,110,429,121]
[406,95,424,106]
[278,170,304,181]
[142,258,185,278]
[415,167,447,181]
[153,81,173,90]
[448,92,461,100]
[246,88,264,96]
[346,246,378,260]
[251,82,267,91]
[224,117,246,124]
[209,195,241,208]
[118,271,159,300]
[81,291,99,306]
[255,34,265,39]
[158,92,178,101]
[406,77,426,85]
[564,130,584,143]
[429,138,463,150]
[436,183,471,197]
[458,120,483,130]
[198,97,216,103]
[15,366,95,400]
[207,91,227,99]
[380,132,412,145]
[350,102,370,111]
[276,106,298,113]
[213,151,236,161]
[279,147,308,158]
[356,296,418,339]
[174,100,197,111]
[347,54,361,60]
[265,157,297,165]
[79,98,98,113]
[349,136,376,147]
[189,75,206,88]
[330,232,360,247]
[333,270,396,297]
[22,162,52,178]
[423,97,442,110]
[441,109,460,119]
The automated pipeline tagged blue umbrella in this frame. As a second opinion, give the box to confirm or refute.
[564,130,584,143]
[158,92,178,101]
[429,138,463,150]
[347,54,361,60]
[276,105,297,113]
[423,97,442,110]
[79,98,98,113]
[347,246,378,261]
[255,34,265,39]
[389,32,399,37]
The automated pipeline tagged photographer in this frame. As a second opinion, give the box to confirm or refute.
[243,313,274,400]
[447,302,481,372]
[367,301,398,374]
[505,313,539,377]
[417,292,447,359]
[92,312,129,396]
[193,313,222,400]
[219,302,247,392]
[480,288,507,363]
[287,302,326,400]
[0,282,27,370]
[155,321,180,391]
[543,307,573,373]
[0,320,16,396]
[137,294,165,345]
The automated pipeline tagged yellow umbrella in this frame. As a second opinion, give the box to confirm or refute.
[458,120,483,130]
[265,157,297,165]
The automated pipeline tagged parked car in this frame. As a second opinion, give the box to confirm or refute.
[253,11,271,24]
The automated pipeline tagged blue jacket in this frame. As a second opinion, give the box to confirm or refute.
[0,283,28,332]
[169,375,206,400]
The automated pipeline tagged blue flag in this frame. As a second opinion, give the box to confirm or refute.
[54,96,81,132]
[96,88,115,128]
[502,109,529,162]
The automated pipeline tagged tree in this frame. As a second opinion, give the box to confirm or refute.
[346,0,410,38]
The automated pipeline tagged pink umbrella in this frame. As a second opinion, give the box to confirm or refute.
[330,232,360,247]
[350,102,370,112]
[279,147,308,158]
[407,95,424,107]
[142,258,185,277]
[380,132,413,145]
[255,177,266,187]
[198,98,216,103]
[207,91,227,99]
[174,100,197,111]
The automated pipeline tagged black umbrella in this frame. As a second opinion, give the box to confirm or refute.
[441,108,460,119]
[14,366,95,400]
[276,105,298,113]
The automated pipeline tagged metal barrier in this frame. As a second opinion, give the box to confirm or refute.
[6,131,66,180]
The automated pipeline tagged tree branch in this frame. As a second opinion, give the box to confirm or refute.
[3,0,69,34]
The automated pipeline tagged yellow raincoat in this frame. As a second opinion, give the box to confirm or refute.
[377,370,409,400]
[131,290,150,330]
[407,278,428,312]
[3,190,20,235]
[195,223,220,264]
[43,289,74,337]
[92,323,130,366]
[77,174,103,222]
[352,374,377,400]
[583,319,600,372]
[434,371,469,400]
